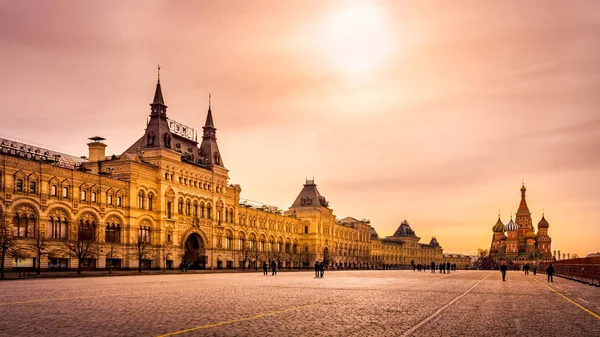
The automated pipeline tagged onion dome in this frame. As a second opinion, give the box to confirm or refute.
[492,216,505,232]
[505,218,518,231]
[538,215,549,229]
[524,229,536,240]
[520,184,526,192]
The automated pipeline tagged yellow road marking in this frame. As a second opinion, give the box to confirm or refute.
[531,276,600,320]
[156,302,320,337]
[0,294,119,306]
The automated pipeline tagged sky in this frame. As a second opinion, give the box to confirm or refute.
[0,1,598,255]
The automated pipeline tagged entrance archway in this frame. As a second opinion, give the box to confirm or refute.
[183,233,207,270]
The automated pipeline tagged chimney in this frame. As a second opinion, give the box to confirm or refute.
[87,137,107,162]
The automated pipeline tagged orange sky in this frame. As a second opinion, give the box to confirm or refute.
[1,1,598,255]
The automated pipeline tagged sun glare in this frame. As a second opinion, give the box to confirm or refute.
[320,4,393,77]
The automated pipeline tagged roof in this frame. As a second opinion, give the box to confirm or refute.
[505,218,518,231]
[537,215,549,229]
[370,227,380,240]
[0,136,86,170]
[392,220,417,237]
[291,179,329,208]
[492,216,505,232]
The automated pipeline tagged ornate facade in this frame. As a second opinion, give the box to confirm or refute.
[0,76,464,271]
[489,184,553,264]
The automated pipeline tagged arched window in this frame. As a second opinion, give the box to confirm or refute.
[48,210,69,240]
[200,202,205,218]
[193,201,198,217]
[12,207,36,238]
[268,238,275,252]
[178,198,183,214]
[207,204,212,219]
[78,219,96,241]
[238,233,246,251]
[139,226,151,244]
[185,199,191,216]
[249,235,256,251]
[225,231,232,250]
[258,236,265,252]
[138,191,145,209]
[148,193,153,211]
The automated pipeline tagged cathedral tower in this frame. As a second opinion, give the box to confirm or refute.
[515,184,533,256]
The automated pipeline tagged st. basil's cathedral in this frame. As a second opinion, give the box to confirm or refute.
[489,184,553,264]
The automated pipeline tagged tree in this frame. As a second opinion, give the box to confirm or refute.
[26,230,49,275]
[0,219,17,279]
[103,239,122,274]
[238,241,252,271]
[130,232,154,273]
[60,236,98,275]
[473,248,497,270]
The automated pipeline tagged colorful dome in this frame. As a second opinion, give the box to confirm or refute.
[524,229,536,240]
[505,218,518,231]
[492,217,505,232]
[538,215,549,229]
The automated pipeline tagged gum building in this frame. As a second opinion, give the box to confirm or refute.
[0,76,464,272]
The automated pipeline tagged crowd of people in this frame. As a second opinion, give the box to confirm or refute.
[411,262,458,273]
[499,263,555,282]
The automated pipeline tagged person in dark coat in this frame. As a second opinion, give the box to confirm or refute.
[500,264,508,281]
[314,261,320,278]
[546,264,554,282]
[431,261,435,273]
[319,261,325,278]
[263,261,268,276]
[532,264,537,276]
[446,262,451,274]
[271,260,277,275]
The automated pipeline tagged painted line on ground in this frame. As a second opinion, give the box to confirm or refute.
[530,276,600,320]
[578,297,589,303]
[155,301,325,337]
[400,272,492,337]
[0,294,120,306]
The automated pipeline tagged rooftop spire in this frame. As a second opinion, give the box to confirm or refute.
[157,64,161,83]
[204,93,215,128]
[150,66,167,116]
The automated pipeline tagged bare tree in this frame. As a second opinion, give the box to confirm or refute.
[0,219,17,279]
[26,230,49,275]
[103,239,122,274]
[60,237,98,274]
[130,232,154,273]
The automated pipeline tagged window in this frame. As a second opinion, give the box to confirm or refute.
[62,187,69,198]
[139,226,151,244]
[108,195,113,205]
[225,233,232,250]
[304,226,308,234]
[258,239,265,252]
[105,224,121,243]
[193,202,198,217]
[78,219,96,241]
[185,200,191,216]
[91,192,96,202]
[148,194,153,211]
[207,204,212,219]
[13,214,36,237]
[29,181,37,194]
[178,199,183,214]
[138,191,145,209]
[167,201,172,218]
[81,190,87,201]
[238,234,245,251]
[117,196,122,206]
[16,179,23,192]
[48,217,68,239]
[51,185,57,196]
[200,203,205,218]
[164,172,169,180]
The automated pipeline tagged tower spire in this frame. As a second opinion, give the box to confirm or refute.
[150,66,167,116]
[157,64,160,83]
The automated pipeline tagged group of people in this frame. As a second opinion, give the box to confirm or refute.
[262,261,278,276]
[499,263,555,282]
[314,261,326,278]
[412,261,458,273]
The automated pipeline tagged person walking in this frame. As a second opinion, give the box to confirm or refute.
[533,264,537,276]
[314,261,320,278]
[319,261,325,278]
[500,264,508,281]
[271,260,277,276]
[446,262,451,274]
[431,261,435,273]
[263,261,268,276]
[546,264,554,282]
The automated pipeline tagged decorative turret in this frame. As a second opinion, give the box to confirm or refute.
[524,229,536,240]
[492,215,505,233]
[291,179,330,208]
[198,94,224,168]
[505,217,518,232]
[538,215,549,229]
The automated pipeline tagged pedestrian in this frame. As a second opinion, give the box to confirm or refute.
[533,264,537,276]
[319,261,325,278]
[446,262,451,274]
[263,261,268,276]
[314,261,320,278]
[440,263,445,274]
[524,263,530,275]
[546,264,554,282]
[500,264,508,281]
[431,261,435,273]
[271,260,277,276]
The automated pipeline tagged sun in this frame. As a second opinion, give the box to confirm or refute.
[320,4,393,77]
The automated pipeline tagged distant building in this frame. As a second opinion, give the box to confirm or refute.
[1,75,460,271]
[489,184,553,264]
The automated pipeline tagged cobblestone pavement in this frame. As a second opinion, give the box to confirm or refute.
[0,270,598,336]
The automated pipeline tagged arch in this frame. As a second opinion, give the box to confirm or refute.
[183,231,207,270]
